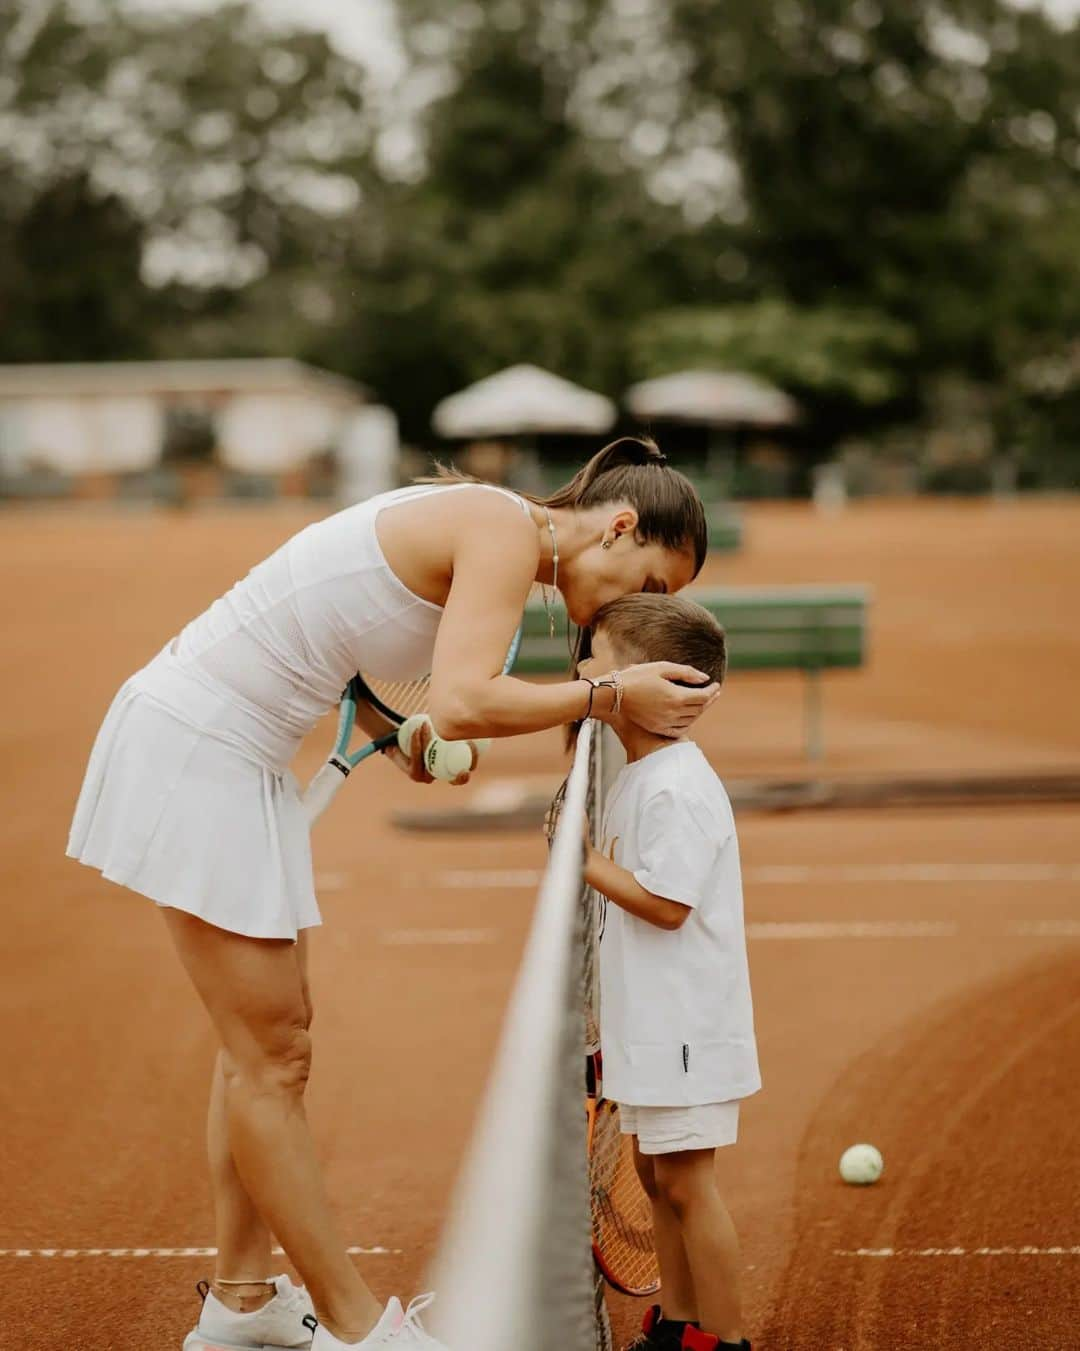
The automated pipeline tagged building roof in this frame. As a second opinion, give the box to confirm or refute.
[0,359,366,403]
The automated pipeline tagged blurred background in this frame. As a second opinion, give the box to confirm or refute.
[2,0,1079,503]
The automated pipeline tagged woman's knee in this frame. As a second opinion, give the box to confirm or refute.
[163,910,315,1090]
[224,1019,313,1099]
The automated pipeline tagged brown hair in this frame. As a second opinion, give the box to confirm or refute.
[423,435,708,576]
[592,593,728,686]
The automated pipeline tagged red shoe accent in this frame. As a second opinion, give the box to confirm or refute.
[681,1327,720,1351]
[642,1305,662,1335]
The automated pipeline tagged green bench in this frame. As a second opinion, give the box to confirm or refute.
[705,503,742,552]
[514,585,869,760]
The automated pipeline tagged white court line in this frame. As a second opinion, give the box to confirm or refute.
[429,869,542,889]
[425,863,1080,890]
[377,920,1080,944]
[314,871,351,892]
[749,863,1080,885]
[1009,920,1080,937]
[747,921,960,940]
[748,920,1080,940]
[380,928,498,946]
[0,1246,400,1258]
[836,1246,1080,1258]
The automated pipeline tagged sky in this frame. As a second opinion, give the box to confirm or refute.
[128,0,1080,74]
[127,0,405,81]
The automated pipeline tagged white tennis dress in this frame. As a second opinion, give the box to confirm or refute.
[68,483,526,939]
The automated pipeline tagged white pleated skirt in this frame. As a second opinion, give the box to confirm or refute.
[67,660,321,941]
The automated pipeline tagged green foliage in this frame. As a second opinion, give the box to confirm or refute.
[1,0,1078,485]
[0,171,149,361]
[632,300,917,407]
[316,22,715,438]
[1,0,374,362]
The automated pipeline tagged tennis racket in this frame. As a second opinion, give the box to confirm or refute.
[545,760,661,1299]
[587,1051,661,1297]
[303,624,523,825]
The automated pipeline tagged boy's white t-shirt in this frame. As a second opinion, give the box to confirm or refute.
[597,739,761,1108]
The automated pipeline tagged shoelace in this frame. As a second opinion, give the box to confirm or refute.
[394,1293,438,1343]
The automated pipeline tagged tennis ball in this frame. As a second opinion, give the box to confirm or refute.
[839,1143,884,1185]
[397,713,431,755]
[425,736,474,782]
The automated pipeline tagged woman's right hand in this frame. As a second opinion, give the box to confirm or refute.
[615,662,720,738]
[382,718,477,787]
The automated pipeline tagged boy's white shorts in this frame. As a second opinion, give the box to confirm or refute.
[618,1100,740,1155]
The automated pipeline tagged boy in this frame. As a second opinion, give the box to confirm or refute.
[579,594,760,1351]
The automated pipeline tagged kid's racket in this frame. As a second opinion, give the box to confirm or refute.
[587,1057,661,1298]
[545,763,661,1299]
[303,624,523,825]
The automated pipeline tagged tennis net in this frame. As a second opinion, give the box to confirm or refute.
[427,718,615,1351]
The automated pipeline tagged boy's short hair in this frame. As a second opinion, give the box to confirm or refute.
[592,594,727,685]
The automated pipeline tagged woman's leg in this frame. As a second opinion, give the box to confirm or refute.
[204,933,313,1312]
[633,1138,698,1324]
[165,910,381,1343]
[652,1150,743,1345]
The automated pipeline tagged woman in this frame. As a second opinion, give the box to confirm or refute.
[67,436,718,1350]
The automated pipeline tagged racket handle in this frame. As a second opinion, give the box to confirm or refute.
[303,755,349,825]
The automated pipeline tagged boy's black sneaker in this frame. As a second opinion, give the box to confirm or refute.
[624,1305,697,1350]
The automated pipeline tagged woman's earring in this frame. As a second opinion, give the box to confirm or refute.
[601,539,612,550]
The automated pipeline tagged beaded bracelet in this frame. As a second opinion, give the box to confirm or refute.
[610,669,624,715]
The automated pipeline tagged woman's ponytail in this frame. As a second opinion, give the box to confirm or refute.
[541,436,668,509]
[539,435,706,576]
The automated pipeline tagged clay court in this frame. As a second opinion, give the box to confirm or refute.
[3,497,1078,1350]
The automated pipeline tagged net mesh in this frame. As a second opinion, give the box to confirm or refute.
[427,720,612,1351]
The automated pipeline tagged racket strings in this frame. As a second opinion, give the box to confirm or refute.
[359,675,432,720]
[590,1105,660,1293]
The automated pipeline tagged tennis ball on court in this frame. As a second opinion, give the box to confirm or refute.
[839,1143,884,1185]
[425,736,474,782]
[397,713,431,755]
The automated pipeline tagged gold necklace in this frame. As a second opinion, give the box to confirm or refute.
[542,505,559,639]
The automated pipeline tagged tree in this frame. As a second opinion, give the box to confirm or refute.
[1,0,378,361]
[664,0,1080,461]
[0,171,149,362]
[318,16,718,439]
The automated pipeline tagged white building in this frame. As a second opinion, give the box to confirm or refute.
[0,359,367,479]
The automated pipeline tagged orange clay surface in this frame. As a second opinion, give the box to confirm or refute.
[1,497,1078,1350]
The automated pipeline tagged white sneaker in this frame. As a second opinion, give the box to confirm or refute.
[310,1294,448,1349]
[183,1274,315,1350]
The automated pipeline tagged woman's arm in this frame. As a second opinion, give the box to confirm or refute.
[425,497,595,738]
[584,848,691,931]
[426,495,717,740]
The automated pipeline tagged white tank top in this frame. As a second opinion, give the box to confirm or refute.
[130,483,529,772]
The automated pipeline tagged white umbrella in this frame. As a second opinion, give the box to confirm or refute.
[626,369,799,428]
[433,364,616,438]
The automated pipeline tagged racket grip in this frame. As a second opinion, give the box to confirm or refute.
[303,756,349,825]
